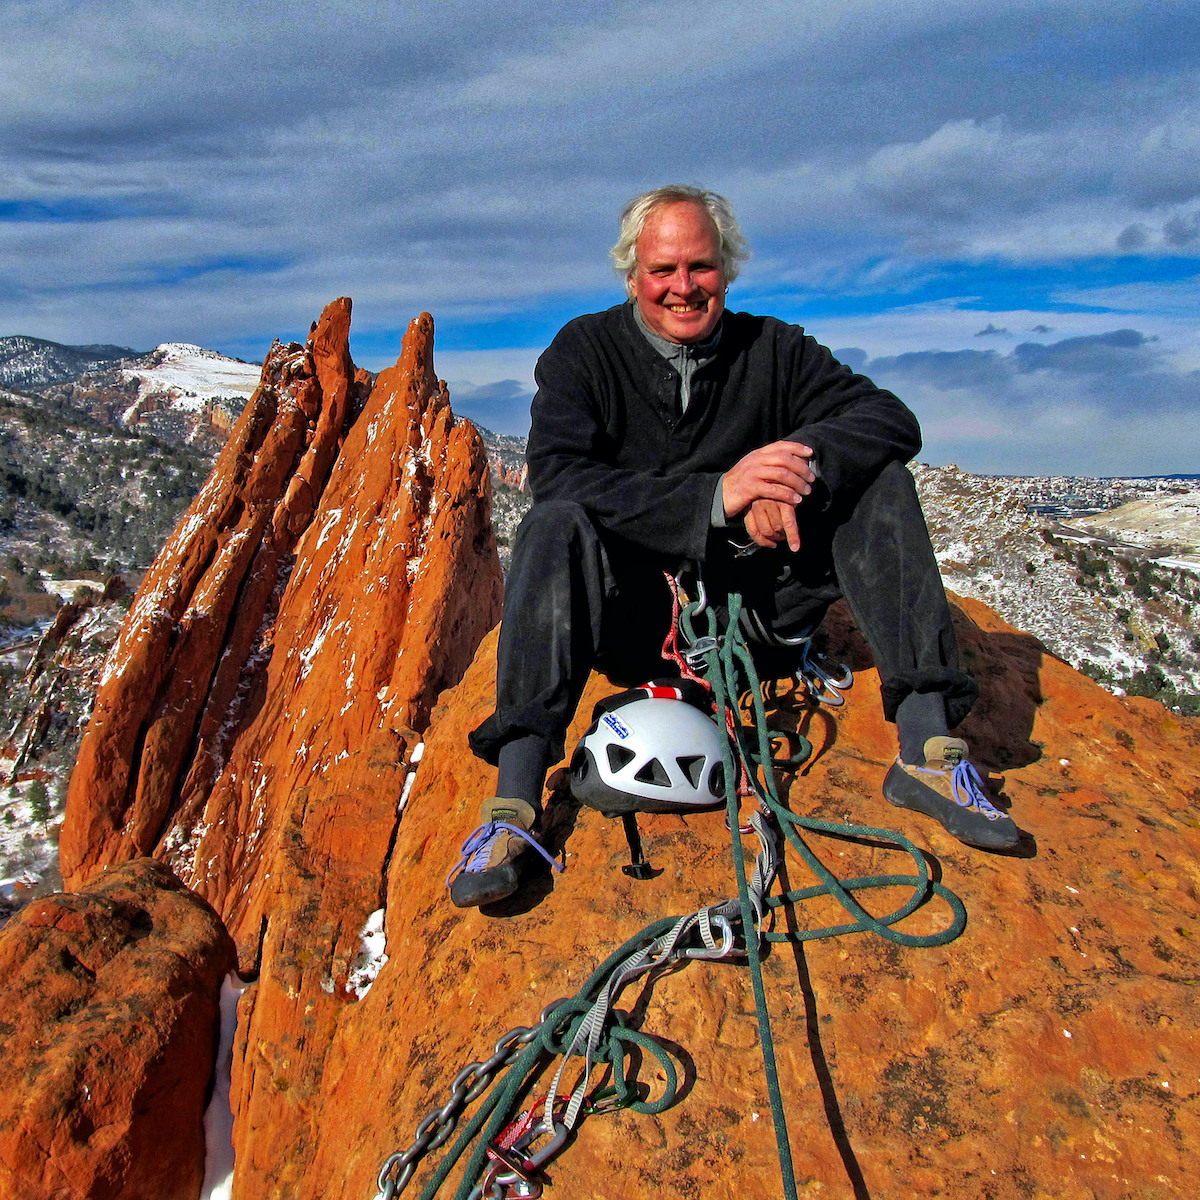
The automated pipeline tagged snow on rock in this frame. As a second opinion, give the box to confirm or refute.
[61,300,370,889]
[345,908,389,999]
[200,972,248,1200]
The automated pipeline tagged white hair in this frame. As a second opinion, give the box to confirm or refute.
[610,185,750,297]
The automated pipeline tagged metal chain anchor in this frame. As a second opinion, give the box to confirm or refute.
[374,1015,559,1200]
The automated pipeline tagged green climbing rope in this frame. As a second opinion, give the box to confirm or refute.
[689,588,968,1200]
[695,590,968,949]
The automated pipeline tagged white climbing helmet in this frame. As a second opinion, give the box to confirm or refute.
[570,693,727,817]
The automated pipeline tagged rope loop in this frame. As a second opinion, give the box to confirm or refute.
[607,1027,680,1115]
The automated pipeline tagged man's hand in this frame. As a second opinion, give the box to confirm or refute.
[722,440,814,551]
[743,498,802,551]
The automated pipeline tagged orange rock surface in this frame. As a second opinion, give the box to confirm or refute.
[298,599,1200,1200]
[0,858,235,1200]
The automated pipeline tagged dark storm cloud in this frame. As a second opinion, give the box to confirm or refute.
[869,329,1152,387]
[1117,223,1150,250]
[1011,329,1156,374]
[863,325,1200,475]
[868,347,1011,391]
[1164,211,1200,247]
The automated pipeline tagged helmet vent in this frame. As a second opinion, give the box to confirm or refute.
[677,755,706,787]
[708,762,726,797]
[607,744,637,774]
[634,758,671,787]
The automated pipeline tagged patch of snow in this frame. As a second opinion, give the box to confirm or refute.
[200,973,247,1200]
[313,508,343,552]
[296,616,335,682]
[1155,556,1200,575]
[38,575,103,602]
[0,778,58,902]
[346,909,389,999]
[398,769,417,812]
[121,344,260,419]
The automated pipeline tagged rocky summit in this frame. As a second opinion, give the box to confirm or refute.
[2,301,1198,1199]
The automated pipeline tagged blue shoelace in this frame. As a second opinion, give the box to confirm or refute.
[949,759,1005,820]
[446,821,563,886]
[910,756,1006,822]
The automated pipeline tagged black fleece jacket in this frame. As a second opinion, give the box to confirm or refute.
[527,302,921,563]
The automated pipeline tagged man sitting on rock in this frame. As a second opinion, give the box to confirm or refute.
[449,184,1019,908]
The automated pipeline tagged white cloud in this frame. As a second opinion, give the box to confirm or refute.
[433,348,541,388]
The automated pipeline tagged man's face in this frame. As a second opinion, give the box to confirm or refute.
[631,200,727,344]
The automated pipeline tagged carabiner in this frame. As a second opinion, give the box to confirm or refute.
[475,1120,569,1200]
[682,914,736,961]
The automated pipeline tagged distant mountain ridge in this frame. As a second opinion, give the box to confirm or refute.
[0,335,140,390]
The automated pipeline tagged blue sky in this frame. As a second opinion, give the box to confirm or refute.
[2,0,1198,475]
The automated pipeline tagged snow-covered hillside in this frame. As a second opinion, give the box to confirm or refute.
[35,343,262,450]
[120,343,261,419]
[1076,493,1200,568]
[913,463,1200,700]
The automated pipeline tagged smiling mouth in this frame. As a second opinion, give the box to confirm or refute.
[667,302,705,313]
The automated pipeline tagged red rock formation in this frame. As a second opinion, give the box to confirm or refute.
[185,312,502,1188]
[60,301,502,940]
[56,298,504,1197]
[60,298,365,885]
[0,858,234,1200]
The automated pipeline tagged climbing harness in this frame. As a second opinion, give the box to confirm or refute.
[374,572,967,1200]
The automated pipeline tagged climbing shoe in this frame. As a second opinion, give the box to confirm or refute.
[447,797,559,908]
[883,736,1019,851]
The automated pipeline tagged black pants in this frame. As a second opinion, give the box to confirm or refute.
[469,461,977,764]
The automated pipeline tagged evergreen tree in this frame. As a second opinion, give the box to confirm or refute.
[28,780,50,827]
